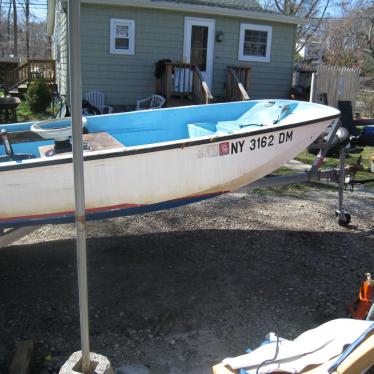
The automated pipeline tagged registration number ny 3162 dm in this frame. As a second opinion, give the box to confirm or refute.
[249,130,293,151]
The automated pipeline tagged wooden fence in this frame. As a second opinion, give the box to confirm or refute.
[311,65,361,108]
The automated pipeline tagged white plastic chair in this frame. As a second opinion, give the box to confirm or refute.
[136,94,165,110]
[84,91,113,114]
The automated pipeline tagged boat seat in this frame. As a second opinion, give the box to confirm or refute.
[187,121,262,139]
[187,123,216,138]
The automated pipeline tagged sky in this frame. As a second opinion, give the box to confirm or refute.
[30,0,47,20]
[1,0,47,21]
[1,0,358,23]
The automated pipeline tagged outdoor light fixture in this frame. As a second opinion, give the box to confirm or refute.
[216,31,224,42]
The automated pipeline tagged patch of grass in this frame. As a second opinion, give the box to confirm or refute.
[295,147,374,171]
[352,171,374,189]
[0,89,53,122]
[280,183,310,194]
[250,183,313,197]
[16,100,52,123]
[265,146,374,194]
[334,147,374,189]
[295,148,374,190]
[271,166,300,176]
[295,150,340,168]
[358,146,374,170]
[249,179,339,198]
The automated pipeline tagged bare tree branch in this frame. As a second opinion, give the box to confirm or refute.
[12,0,17,56]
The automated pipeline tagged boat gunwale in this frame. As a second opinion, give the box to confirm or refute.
[0,113,340,172]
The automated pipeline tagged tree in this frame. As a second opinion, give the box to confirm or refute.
[25,0,29,58]
[319,1,374,73]
[0,0,50,59]
[352,3,374,59]
[259,0,332,52]
[12,0,17,56]
[0,0,5,55]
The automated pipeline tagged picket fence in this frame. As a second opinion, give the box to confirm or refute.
[311,65,361,108]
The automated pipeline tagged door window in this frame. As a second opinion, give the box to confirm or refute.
[190,25,208,71]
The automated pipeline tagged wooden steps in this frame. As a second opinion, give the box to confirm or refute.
[4,59,56,96]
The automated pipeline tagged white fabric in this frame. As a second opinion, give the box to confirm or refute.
[222,319,373,374]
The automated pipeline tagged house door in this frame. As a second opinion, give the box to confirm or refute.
[183,17,215,90]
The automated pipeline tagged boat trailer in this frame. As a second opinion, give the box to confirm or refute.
[248,118,352,226]
[0,119,365,248]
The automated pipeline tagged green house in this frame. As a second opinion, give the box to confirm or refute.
[47,0,302,108]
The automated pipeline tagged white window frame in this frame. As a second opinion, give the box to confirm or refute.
[110,18,135,55]
[238,23,272,62]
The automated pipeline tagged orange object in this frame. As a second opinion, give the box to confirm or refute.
[348,273,374,320]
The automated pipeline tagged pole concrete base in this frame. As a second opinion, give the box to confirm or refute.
[59,351,114,374]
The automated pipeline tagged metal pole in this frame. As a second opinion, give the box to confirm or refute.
[309,72,316,103]
[338,146,345,213]
[68,1,91,373]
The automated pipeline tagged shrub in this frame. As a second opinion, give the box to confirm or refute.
[356,92,374,118]
[26,79,52,113]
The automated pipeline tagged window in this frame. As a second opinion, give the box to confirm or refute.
[238,23,272,62]
[110,19,135,55]
[190,25,208,70]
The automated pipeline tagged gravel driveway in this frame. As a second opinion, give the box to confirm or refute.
[0,186,373,373]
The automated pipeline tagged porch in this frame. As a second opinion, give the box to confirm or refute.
[156,62,251,107]
[4,59,56,96]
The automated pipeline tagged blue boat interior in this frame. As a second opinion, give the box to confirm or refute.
[1,100,300,162]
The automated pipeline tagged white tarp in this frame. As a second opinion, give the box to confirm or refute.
[222,319,373,373]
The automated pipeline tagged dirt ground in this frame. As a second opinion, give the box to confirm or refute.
[0,186,373,374]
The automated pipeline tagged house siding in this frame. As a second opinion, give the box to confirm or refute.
[81,5,185,105]
[57,4,296,105]
[213,17,296,98]
[52,0,69,98]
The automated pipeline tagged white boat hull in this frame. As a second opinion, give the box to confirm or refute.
[1,117,331,227]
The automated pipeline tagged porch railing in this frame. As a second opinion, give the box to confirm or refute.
[226,66,251,101]
[4,59,56,94]
[157,62,213,104]
[193,66,213,104]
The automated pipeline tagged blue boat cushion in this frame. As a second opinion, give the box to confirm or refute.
[186,103,297,138]
[234,102,297,126]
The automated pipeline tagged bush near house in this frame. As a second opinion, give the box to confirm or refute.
[26,79,52,113]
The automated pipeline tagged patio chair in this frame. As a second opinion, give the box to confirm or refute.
[84,91,113,114]
[136,94,165,110]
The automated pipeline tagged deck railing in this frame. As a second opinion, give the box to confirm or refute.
[4,59,56,94]
[157,62,213,104]
[192,66,213,104]
[226,66,251,101]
